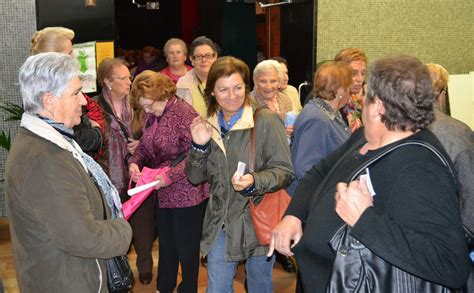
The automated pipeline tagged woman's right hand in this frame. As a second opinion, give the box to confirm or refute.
[267,215,303,257]
[128,163,142,182]
[190,116,212,145]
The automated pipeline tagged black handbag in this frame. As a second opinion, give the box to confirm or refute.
[327,141,460,293]
[99,190,134,292]
[106,255,133,292]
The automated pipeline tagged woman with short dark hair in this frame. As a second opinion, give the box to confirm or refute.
[176,36,218,117]
[186,56,294,292]
[271,55,471,292]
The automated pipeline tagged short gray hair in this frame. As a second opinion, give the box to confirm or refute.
[19,52,79,114]
[253,59,283,82]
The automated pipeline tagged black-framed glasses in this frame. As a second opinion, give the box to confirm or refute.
[192,53,216,61]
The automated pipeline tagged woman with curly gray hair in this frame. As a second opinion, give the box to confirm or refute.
[271,55,470,292]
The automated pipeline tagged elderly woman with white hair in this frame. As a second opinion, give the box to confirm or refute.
[5,52,132,292]
[251,59,294,117]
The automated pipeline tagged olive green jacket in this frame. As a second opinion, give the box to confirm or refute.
[185,106,294,261]
[6,113,132,292]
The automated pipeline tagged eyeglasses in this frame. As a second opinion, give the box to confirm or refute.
[138,100,155,109]
[192,53,216,61]
[112,75,133,82]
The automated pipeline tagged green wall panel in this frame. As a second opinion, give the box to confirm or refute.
[316,0,474,74]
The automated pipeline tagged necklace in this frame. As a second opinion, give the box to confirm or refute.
[267,96,281,114]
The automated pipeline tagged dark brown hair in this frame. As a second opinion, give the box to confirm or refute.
[205,56,251,117]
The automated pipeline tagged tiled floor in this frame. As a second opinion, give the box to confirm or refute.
[0,218,296,292]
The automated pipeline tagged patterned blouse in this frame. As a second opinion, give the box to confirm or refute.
[341,94,363,132]
[129,96,209,208]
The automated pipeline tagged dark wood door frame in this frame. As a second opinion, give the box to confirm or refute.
[264,1,281,58]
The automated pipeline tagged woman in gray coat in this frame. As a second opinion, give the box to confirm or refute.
[185,56,294,292]
[5,52,132,292]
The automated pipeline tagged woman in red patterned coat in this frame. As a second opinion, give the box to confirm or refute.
[128,70,209,293]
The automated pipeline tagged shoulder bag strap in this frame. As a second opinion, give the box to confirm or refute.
[98,95,130,141]
[306,137,365,213]
[339,139,473,249]
[310,139,454,217]
[248,107,264,173]
[347,140,455,182]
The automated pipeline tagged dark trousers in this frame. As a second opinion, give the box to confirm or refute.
[129,192,156,274]
[156,201,206,293]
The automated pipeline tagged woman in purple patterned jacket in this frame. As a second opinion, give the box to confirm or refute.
[128,70,209,293]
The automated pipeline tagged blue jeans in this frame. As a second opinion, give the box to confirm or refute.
[206,228,275,293]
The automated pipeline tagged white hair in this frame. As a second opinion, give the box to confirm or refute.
[19,52,79,114]
[253,59,283,82]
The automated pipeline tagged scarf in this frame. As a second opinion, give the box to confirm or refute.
[313,97,350,132]
[20,113,123,219]
[101,90,133,197]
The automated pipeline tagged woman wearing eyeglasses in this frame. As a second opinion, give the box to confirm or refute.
[94,58,154,285]
[176,36,218,117]
[128,71,209,292]
[95,58,138,196]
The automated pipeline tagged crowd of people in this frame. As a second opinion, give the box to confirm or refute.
[4,26,473,293]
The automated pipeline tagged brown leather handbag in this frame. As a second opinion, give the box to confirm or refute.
[248,107,291,245]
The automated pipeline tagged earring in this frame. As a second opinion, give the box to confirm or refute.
[338,95,342,100]
[108,86,112,90]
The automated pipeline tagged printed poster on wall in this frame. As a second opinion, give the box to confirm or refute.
[73,41,97,93]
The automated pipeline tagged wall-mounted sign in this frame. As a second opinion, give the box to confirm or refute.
[73,41,97,93]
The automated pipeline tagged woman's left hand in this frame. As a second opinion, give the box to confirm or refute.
[335,180,373,227]
[231,173,254,191]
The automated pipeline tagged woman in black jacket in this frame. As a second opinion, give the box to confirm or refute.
[269,55,471,292]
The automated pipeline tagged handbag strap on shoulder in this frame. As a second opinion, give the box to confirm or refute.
[98,95,130,141]
[248,107,265,173]
[338,139,458,237]
[348,140,455,182]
